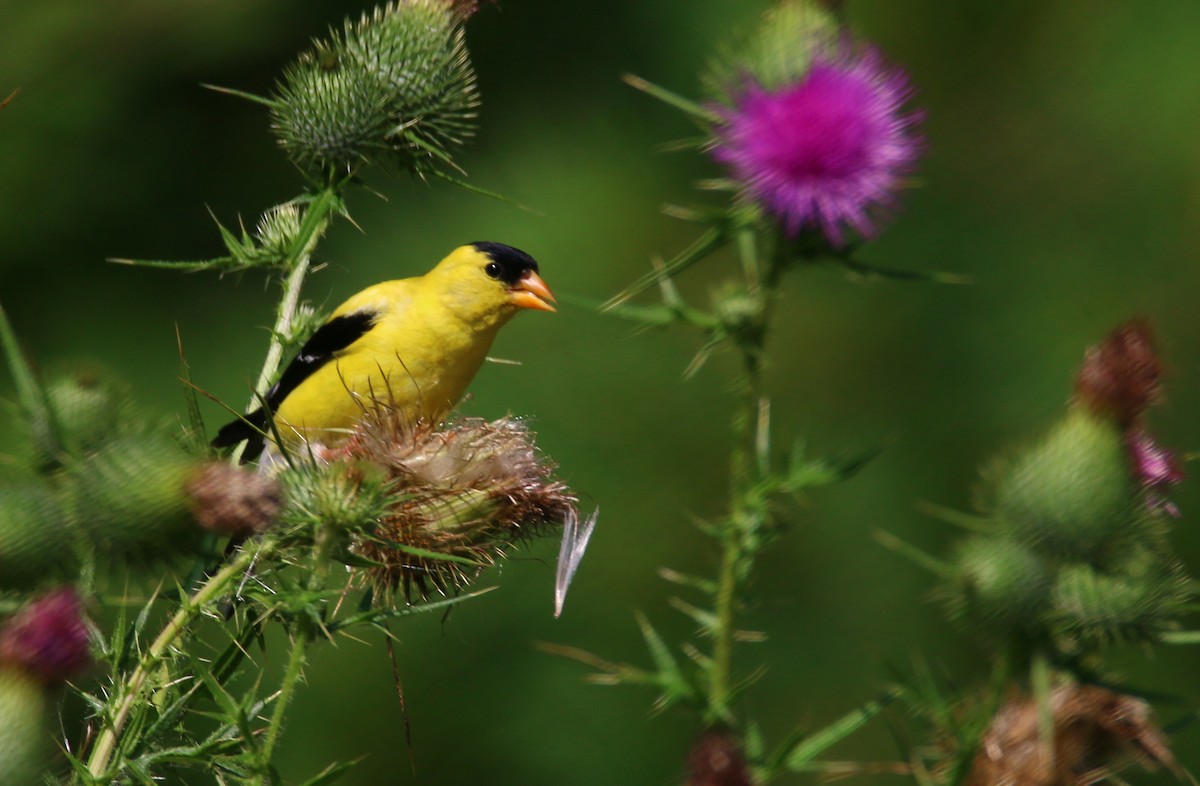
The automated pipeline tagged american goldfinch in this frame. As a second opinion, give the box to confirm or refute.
[213,241,555,459]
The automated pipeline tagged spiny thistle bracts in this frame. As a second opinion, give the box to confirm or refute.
[271,0,480,180]
[935,320,1193,657]
[278,404,578,601]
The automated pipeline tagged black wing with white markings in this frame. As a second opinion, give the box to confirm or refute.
[211,310,379,456]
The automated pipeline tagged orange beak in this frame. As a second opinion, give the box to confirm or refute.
[509,271,557,312]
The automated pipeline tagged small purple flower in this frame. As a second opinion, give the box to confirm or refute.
[1125,428,1185,516]
[0,587,90,684]
[712,42,923,245]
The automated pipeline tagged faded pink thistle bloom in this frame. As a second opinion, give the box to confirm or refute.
[0,587,90,684]
[712,43,923,245]
[1125,428,1185,516]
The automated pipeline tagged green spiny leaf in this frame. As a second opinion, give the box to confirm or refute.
[329,586,498,632]
[873,530,955,579]
[827,253,970,285]
[636,611,697,706]
[668,596,720,634]
[658,567,718,595]
[603,225,729,310]
[781,442,882,492]
[109,256,244,272]
[1161,630,1200,644]
[176,328,207,451]
[622,73,721,124]
[298,759,365,786]
[782,691,895,771]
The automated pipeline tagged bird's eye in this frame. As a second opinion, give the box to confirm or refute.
[484,261,503,279]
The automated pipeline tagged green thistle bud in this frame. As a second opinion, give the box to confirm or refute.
[344,1,479,152]
[704,0,837,97]
[279,462,391,535]
[948,536,1051,634]
[0,669,52,786]
[272,0,479,179]
[0,483,78,590]
[712,284,764,344]
[255,202,303,256]
[67,434,205,563]
[43,367,135,455]
[992,409,1140,561]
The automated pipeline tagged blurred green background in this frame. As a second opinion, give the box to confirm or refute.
[3,1,1199,783]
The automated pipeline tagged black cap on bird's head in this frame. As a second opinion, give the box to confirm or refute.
[472,241,556,312]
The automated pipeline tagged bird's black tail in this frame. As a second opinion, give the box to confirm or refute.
[211,409,269,461]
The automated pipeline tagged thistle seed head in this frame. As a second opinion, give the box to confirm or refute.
[337,406,577,600]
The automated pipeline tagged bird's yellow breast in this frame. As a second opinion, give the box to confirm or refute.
[272,276,511,445]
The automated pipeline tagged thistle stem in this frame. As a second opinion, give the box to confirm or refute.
[86,543,270,778]
[709,531,741,719]
[232,186,340,463]
[254,526,335,782]
[706,230,779,723]
[256,623,311,782]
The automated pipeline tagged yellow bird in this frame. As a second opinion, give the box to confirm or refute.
[213,242,555,458]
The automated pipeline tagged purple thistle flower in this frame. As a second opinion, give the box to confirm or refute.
[712,43,923,245]
[1125,427,1185,516]
[0,587,91,684]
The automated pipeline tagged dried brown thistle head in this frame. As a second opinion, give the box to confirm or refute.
[1075,319,1163,427]
[337,406,577,600]
[968,683,1185,786]
[687,728,751,786]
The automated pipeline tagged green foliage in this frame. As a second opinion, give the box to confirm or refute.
[0,350,220,584]
[554,1,931,777]
[0,482,75,591]
[0,301,65,472]
[2,0,1198,782]
[0,3,575,783]
[932,404,1196,659]
[112,193,347,276]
